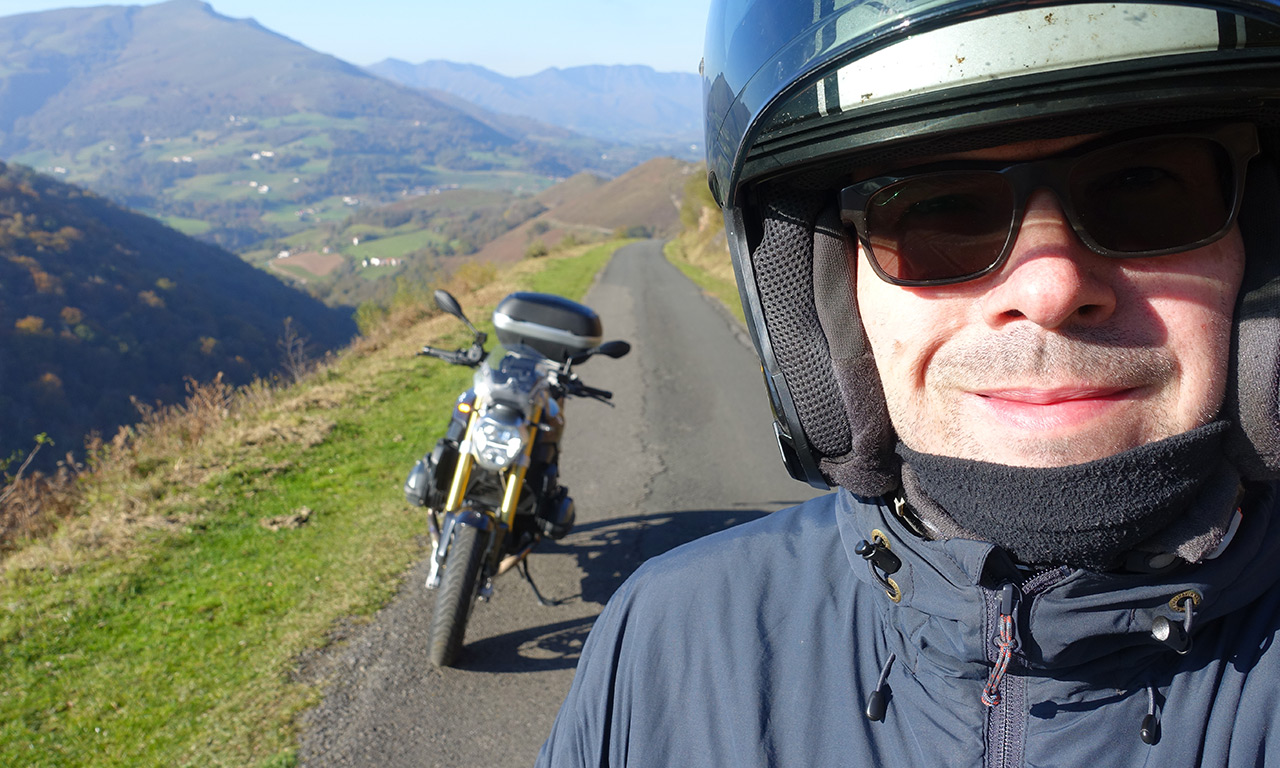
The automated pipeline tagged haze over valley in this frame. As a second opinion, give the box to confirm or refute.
[0,0,703,466]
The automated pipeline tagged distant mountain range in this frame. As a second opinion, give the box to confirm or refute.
[0,0,706,314]
[0,0,648,256]
[0,0,503,158]
[367,60,702,158]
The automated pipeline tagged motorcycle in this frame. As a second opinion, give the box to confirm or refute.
[403,288,630,667]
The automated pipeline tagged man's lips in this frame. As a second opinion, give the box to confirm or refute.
[973,387,1136,405]
[966,387,1142,430]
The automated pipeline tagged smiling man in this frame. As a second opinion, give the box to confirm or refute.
[855,132,1247,469]
[537,0,1280,765]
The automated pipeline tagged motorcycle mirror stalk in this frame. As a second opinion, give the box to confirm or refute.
[570,340,631,367]
[434,288,487,345]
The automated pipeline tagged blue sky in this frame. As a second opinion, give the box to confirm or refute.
[1,0,712,75]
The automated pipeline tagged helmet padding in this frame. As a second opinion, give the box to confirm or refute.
[1224,151,1280,479]
[812,205,896,494]
[752,188,852,459]
[751,185,895,494]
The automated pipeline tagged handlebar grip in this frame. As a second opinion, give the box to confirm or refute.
[419,345,458,363]
[419,343,484,367]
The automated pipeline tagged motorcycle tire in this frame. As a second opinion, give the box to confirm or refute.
[427,523,486,667]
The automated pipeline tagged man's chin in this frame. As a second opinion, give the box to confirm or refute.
[935,428,1157,468]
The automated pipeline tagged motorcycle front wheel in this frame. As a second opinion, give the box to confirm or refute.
[427,523,486,667]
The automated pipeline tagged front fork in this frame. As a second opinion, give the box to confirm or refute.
[426,403,543,590]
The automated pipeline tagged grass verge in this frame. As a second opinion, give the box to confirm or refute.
[661,170,742,327]
[0,240,631,768]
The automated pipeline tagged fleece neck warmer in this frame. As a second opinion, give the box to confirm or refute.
[897,421,1241,571]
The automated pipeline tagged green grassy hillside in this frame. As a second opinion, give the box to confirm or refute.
[0,237,627,767]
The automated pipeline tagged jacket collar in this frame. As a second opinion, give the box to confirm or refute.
[836,483,1280,679]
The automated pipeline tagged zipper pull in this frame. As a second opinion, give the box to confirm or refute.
[982,582,1020,707]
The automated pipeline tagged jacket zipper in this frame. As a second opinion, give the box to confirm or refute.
[984,581,1024,768]
[982,569,1070,768]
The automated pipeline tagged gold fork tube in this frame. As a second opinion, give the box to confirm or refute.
[444,410,477,512]
[497,402,543,528]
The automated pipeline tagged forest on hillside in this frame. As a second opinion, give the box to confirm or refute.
[0,161,356,469]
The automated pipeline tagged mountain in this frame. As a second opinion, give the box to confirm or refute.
[0,160,357,467]
[0,0,504,156]
[366,60,703,158]
[0,1,632,259]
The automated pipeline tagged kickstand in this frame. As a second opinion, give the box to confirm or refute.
[519,558,557,607]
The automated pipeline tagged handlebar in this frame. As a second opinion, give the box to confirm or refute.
[417,343,484,367]
[418,344,616,403]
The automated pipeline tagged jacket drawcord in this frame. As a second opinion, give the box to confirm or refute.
[864,652,896,722]
[1140,684,1162,745]
[1141,686,1172,742]
[982,582,1019,707]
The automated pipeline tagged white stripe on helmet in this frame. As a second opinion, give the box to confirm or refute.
[837,3,1220,110]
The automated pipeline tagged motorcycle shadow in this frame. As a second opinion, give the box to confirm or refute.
[458,504,785,674]
[560,505,780,606]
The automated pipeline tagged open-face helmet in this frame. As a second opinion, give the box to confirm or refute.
[704,0,1280,492]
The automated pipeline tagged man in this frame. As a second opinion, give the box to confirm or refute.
[538,0,1280,764]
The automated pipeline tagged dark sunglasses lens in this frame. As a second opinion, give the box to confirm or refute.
[864,174,1015,283]
[1070,136,1234,253]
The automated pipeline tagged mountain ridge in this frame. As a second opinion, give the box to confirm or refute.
[0,0,503,157]
[0,0,642,261]
[367,58,702,154]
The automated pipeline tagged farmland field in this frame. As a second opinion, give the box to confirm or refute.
[274,250,346,277]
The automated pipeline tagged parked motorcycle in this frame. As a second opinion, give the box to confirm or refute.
[403,289,630,667]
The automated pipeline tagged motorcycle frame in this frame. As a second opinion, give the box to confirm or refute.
[432,387,548,586]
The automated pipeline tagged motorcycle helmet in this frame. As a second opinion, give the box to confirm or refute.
[703,0,1280,492]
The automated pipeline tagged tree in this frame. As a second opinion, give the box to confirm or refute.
[279,317,311,383]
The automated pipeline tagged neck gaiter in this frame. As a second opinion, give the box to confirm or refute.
[896,421,1240,570]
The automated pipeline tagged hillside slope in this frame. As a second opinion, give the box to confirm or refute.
[662,165,739,322]
[472,157,699,263]
[0,160,356,467]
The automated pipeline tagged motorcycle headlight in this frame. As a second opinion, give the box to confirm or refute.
[471,412,529,471]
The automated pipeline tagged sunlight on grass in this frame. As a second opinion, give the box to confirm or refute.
[0,241,628,767]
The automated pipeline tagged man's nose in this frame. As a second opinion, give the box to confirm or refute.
[980,189,1118,330]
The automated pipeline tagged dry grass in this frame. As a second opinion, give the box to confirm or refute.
[0,452,80,552]
[2,373,276,573]
[0,236,600,575]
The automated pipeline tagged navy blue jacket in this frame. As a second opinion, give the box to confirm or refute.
[538,485,1280,766]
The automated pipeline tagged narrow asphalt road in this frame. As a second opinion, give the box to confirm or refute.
[297,240,822,767]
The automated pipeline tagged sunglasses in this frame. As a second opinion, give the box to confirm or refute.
[839,123,1259,287]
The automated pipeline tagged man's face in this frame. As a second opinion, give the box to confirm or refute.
[856,134,1246,468]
